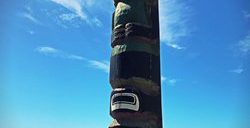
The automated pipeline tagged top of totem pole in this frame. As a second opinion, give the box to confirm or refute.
[113,0,158,7]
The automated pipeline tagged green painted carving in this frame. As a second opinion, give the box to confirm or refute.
[112,0,159,55]
[114,0,149,27]
[111,38,159,57]
[110,77,160,96]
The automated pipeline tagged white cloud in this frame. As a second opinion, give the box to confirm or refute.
[67,55,85,60]
[230,68,244,74]
[243,11,250,19]
[168,79,177,86]
[161,76,178,86]
[35,46,85,60]
[25,6,32,13]
[23,13,41,24]
[49,0,102,27]
[160,0,192,50]
[59,13,79,21]
[51,0,87,20]
[229,66,244,74]
[84,0,95,7]
[91,17,102,27]
[36,46,59,54]
[161,76,167,82]
[35,46,109,73]
[28,30,35,35]
[165,43,185,50]
[239,33,250,54]
[88,60,110,73]
[22,6,42,25]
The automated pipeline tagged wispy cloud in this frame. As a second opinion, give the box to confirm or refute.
[49,0,102,27]
[167,79,177,86]
[35,46,109,73]
[161,76,167,83]
[51,0,87,20]
[91,17,102,27]
[160,0,192,50]
[229,66,244,74]
[28,30,35,35]
[22,6,41,25]
[36,47,58,54]
[161,75,178,86]
[59,13,79,21]
[88,60,109,73]
[36,46,86,60]
[229,68,244,74]
[23,13,41,24]
[239,33,250,54]
[68,54,86,60]
[243,11,250,19]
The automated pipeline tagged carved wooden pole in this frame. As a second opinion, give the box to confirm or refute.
[109,0,162,128]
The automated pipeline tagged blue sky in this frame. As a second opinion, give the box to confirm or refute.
[0,0,250,128]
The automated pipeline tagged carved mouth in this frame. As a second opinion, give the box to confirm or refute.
[111,90,140,112]
[113,94,136,105]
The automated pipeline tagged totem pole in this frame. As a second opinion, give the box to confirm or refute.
[109,0,162,128]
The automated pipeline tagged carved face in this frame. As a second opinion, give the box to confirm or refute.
[113,0,149,27]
